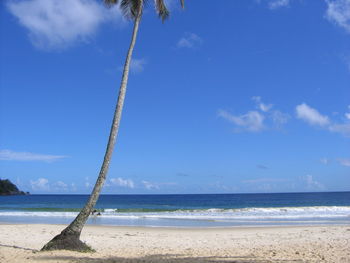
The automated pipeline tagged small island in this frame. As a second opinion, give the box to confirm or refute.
[0,179,29,196]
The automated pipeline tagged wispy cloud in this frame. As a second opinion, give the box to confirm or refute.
[30,178,50,191]
[296,103,350,137]
[30,179,77,192]
[0,149,67,162]
[320,157,330,165]
[338,158,350,167]
[329,123,350,136]
[118,58,146,74]
[325,0,350,34]
[253,96,289,127]
[53,180,68,191]
[252,96,273,112]
[242,178,289,184]
[242,175,326,192]
[256,0,291,10]
[71,183,77,192]
[130,58,146,73]
[7,0,122,50]
[268,0,290,10]
[345,105,350,120]
[177,33,202,49]
[218,97,288,132]
[242,177,291,192]
[110,177,135,188]
[142,180,160,190]
[260,0,350,35]
[220,100,349,136]
[303,174,325,190]
[296,103,330,126]
[85,177,91,188]
[271,111,289,127]
[218,109,265,132]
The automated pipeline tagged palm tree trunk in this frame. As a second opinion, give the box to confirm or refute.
[41,5,143,252]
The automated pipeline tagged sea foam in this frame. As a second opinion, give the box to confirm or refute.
[1,206,349,221]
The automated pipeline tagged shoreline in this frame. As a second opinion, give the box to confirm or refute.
[1,223,349,262]
[1,218,349,230]
[1,221,349,229]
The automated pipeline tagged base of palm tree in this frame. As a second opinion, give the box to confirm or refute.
[41,231,94,252]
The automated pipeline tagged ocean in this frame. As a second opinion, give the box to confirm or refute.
[0,192,349,227]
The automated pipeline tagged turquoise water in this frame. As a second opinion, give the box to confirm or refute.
[0,192,349,227]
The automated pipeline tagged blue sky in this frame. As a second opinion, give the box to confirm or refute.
[0,0,349,194]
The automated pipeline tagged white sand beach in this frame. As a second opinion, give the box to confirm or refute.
[0,224,349,262]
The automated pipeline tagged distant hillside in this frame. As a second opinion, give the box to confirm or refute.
[0,179,29,196]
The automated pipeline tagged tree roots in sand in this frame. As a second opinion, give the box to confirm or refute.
[41,232,94,252]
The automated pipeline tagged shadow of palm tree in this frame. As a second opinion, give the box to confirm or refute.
[34,253,295,263]
[0,243,38,252]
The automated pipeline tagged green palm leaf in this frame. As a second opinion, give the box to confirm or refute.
[104,0,184,21]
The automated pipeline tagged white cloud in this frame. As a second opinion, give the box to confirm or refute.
[242,177,291,192]
[329,123,350,136]
[269,0,290,10]
[303,174,325,190]
[0,149,67,162]
[110,177,135,188]
[252,96,273,112]
[71,183,77,191]
[218,97,289,132]
[345,105,350,119]
[325,0,350,34]
[7,0,121,50]
[242,178,289,184]
[271,110,289,126]
[295,104,350,137]
[177,33,202,48]
[296,103,330,126]
[242,176,326,192]
[256,0,292,10]
[130,58,146,73]
[253,97,289,127]
[118,58,146,74]
[85,177,91,188]
[142,180,160,190]
[338,158,350,166]
[53,180,68,191]
[320,157,330,165]
[218,109,265,132]
[30,178,50,191]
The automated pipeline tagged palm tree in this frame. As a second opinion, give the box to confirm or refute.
[42,0,185,252]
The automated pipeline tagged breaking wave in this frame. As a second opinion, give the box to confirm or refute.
[1,206,349,221]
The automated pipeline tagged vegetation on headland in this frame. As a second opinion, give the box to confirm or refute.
[0,179,29,196]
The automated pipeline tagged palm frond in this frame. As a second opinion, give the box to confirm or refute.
[120,0,144,19]
[103,0,184,21]
[103,0,119,8]
[155,0,169,22]
[180,0,184,9]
